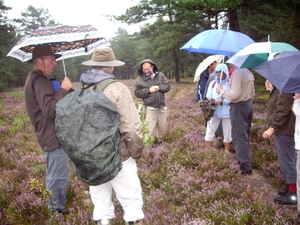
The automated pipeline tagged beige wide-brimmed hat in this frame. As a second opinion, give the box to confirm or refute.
[82,47,125,67]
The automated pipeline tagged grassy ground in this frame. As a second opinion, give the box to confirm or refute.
[0,77,298,225]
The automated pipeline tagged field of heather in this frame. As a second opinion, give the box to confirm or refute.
[0,78,298,225]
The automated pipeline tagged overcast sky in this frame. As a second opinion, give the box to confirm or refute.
[4,0,143,38]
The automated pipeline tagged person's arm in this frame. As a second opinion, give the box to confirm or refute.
[157,72,170,93]
[35,76,69,119]
[220,73,243,101]
[272,93,294,130]
[293,95,300,116]
[134,77,150,99]
[198,71,208,100]
[109,83,144,159]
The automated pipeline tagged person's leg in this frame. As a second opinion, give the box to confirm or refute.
[297,150,300,211]
[222,118,232,151]
[230,101,253,173]
[89,182,115,221]
[145,108,158,139]
[205,117,220,149]
[157,106,167,143]
[274,134,297,185]
[44,147,69,212]
[111,157,144,223]
[274,134,297,205]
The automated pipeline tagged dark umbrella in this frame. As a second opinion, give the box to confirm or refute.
[254,51,300,93]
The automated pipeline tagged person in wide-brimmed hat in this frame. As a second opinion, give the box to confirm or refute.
[24,44,72,216]
[80,46,145,225]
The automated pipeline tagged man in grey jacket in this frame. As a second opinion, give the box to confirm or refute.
[80,47,144,225]
[216,63,255,175]
[134,59,170,146]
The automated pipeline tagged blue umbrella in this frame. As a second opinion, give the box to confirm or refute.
[254,51,300,93]
[180,29,254,56]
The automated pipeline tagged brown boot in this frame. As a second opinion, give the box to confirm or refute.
[205,141,213,149]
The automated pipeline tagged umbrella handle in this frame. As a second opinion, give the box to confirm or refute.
[62,56,67,77]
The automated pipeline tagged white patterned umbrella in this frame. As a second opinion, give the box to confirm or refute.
[7,24,110,76]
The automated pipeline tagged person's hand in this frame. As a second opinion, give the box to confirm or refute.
[61,77,72,91]
[262,127,274,139]
[294,93,300,100]
[149,85,159,93]
[216,99,223,105]
[216,84,223,94]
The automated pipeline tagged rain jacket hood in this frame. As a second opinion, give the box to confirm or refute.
[138,59,159,75]
[79,69,115,85]
[206,64,231,118]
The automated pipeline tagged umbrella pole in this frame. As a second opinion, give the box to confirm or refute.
[62,57,67,77]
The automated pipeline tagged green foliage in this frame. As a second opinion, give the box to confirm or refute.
[8,113,29,135]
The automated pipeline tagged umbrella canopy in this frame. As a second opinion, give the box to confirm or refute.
[254,51,300,93]
[7,24,109,62]
[226,40,299,68]
[194,55,224,82]
[180,29,254,56]
[7,24,110,76]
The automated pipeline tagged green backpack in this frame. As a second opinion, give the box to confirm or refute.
[55,79,122,186]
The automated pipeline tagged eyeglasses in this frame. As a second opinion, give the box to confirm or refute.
[41,57,56,62]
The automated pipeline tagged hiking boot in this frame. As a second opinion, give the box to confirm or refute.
[274,191,297,205]
[125,220,143,225]
[215,137,223,149]
[239,170,252,176]
[51,208,70,215]
[95,219,111,225]
[278,186,289,196]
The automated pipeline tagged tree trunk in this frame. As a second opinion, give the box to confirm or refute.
[173,52,180,82]
[228,9,240,32]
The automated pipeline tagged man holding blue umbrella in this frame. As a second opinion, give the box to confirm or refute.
[216,62,255,175]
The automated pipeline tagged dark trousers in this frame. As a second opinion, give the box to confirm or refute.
[275,134,297,184]
[230,99,253,171]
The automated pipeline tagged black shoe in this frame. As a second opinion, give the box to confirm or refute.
[274,191,297,205]
[240,170,252,176]
[278,186,289,196]
[52,208,70,215]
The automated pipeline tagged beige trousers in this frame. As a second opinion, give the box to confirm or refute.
[145,106,167,141]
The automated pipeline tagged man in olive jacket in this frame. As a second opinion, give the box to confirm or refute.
[134,59,170,146]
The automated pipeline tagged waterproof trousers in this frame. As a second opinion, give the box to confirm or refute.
[146,106,167,141]
[44,147,69,211]
[297,150,300,211]
[90,157,144,222]
[205,117,232,143]
[230,99,253,171]
[275,134,297,184]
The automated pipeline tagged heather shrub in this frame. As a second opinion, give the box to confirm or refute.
[0,79,297,225]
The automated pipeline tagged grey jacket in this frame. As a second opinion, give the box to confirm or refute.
[134,59,170,108]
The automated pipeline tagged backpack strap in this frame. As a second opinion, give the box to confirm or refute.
[93,78,116,92]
